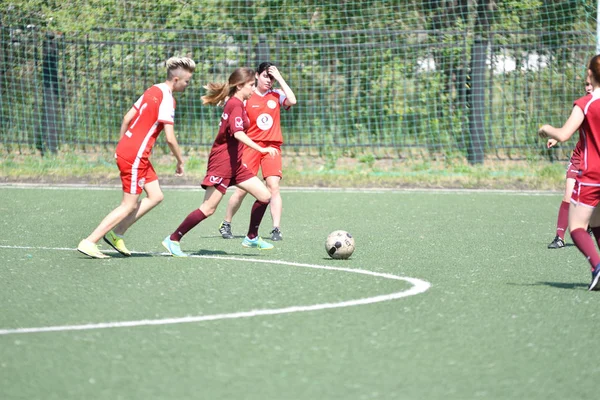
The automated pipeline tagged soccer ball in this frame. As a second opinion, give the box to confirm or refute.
[325,230,355,259]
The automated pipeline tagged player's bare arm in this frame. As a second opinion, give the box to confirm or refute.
[268,66,297,107]
[163,124,185,176]
[233,130,279,157]
[119,107,137,139]
[538,106,584,142]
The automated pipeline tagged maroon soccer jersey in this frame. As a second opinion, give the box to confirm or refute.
[205,97,249,178]
[115,83,175,164]
[575,92,600,184]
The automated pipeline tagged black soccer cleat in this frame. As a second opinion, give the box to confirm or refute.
[548,235,565,249]
[219,221,234,239]
[270,227,283,241]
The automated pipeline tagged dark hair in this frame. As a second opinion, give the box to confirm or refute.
[257,62,273,75]
[589,55,600,84]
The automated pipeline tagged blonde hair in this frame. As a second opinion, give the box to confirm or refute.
[201,67,255,106]
[166,57,196,80]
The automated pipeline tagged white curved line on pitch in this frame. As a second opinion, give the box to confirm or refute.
[0,245,431,335]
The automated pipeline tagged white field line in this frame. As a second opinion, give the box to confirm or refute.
[0,182,560,195]
[0,245,431,336]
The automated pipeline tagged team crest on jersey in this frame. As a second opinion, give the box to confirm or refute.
[267,100,277,109]
[257,113,274,130]
[235,117,244,129]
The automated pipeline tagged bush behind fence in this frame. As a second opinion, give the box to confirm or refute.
[0,25,594,163]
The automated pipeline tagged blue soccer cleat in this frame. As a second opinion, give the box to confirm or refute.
[242,236,274,250]
[162,236,188,257]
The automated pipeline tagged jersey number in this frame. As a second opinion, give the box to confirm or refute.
[127,103,148,137]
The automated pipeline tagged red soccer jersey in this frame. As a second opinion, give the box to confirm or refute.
[115,83,175,163]
[575,91,600,184]
[205,97,249,178]
[570,136,584,170]
[245,89,287,144]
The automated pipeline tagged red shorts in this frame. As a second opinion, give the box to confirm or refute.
[566,152,582,180]
[242,143,282,179]
[116,156,158,195]
[201,163,255,194]
[571,180,600,208]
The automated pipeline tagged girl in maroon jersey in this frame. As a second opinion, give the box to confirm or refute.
[219,62,297,242]
[162,68,278,257]
[539,54,600,291]
[546,78,593,249]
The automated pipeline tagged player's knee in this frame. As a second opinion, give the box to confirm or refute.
[256,194,271,204]
[203,206,216,217]
[151,192,164,205]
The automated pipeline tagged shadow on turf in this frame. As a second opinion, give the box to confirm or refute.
[509,282,588,290]
[189,249,263,257]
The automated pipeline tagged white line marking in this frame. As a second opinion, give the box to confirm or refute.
[0,245,431,335]
[0,182,560,195]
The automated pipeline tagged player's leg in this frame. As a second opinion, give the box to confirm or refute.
[219,147,262,239]
[261,147,283,241]
[105,178,165,256]
[265,175,283,240]
[113,166,163,235]
[549,176,575,249]
[569,183,600,290]
[589,206,600,290]
[220,187,249,239]
[236,176,273,250]
[163,186,224,257]
[78,192,140,259]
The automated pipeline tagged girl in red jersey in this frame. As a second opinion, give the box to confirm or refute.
[77,57,195,259]
[546,79,593,249]
[218,62,297,241]
[539,54,600,290]
[162,68,279,257]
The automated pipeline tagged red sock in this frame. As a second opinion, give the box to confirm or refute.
[571,228,600,270]
[555,201,570,239]
[170,209,207,241]
[247,200,269,239]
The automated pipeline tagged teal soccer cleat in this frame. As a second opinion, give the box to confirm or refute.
[242,236,274,250]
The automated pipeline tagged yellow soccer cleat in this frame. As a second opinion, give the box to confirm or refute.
[103,230,131,256]
[77,239,110,259]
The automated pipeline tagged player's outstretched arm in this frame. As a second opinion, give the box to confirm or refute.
[538,107,584,142]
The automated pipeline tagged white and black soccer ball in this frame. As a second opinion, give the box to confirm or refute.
[325,230,355,259]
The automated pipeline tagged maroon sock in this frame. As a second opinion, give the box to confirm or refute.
[247,200,269,239]
[170,209,207,241]
[555,201,570,239]
[571,228,600,270]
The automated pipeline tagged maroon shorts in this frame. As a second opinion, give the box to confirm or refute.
[201,163,255,194]
[571,180,600,208]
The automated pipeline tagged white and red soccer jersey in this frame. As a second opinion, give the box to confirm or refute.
[115,83,175,163]
[205,97,249,178]
[575,90,600,184]
[245,89,287,144]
